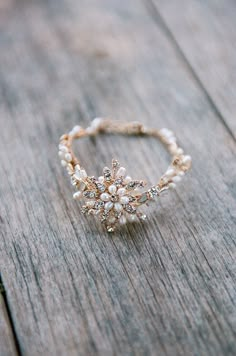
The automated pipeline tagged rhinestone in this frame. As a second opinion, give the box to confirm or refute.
[124,204,136,214]
[103,167,112,181]
[81,206,89,214]
[140,214,147,221]
[94,201,105,210]
[96,183,106,192]
[126,180,145,190]
[114,178,123,186]
[148,186,159,198]
[83,191,97,199]
[137,193,148,204]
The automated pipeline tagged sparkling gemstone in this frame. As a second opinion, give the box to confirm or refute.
[83,191,97,199]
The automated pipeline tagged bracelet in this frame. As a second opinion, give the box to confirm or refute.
[59,118,192,232]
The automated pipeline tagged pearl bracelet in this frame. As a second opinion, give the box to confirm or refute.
[59,118,192,232]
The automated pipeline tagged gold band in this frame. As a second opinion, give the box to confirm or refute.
[59,118,192,232]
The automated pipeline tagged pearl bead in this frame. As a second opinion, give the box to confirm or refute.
[167,137,176,144]
[169,182,176,189]
[73,191,82,200]
[59,145,68,153]
[116,167,126,177]
[75,164,81,171]
[108,185,117,194]
[58,151,64,159]
[70,125,81,135]
[166,168,174,177]
[80,170,87,178]
[108,216,116,224]
[127,214,138,222]
[105,201,113,211]
[65,153,72,162]
[98,176,104,183]
[178,171,185,176]
[74,171,82,180]
[172,176,181,183]
[119,215,127,225]
[117,188,126,196]
[78,182,86,191]
[123,176,132,184]
[176,148,184,155]
[100,193,111,201]
[87,200,95,208]
[183,155,192,164]
[91,117,103,129]
[120,196,129,205]
[169,143,178,154]
[114,203,123,212]
[61,160,67,167]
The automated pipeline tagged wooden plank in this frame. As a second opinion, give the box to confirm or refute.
[0,283,18,356]
[0,0,235,355]
[151,0,236,138]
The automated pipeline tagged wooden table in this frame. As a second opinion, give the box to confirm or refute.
[0,1,235,355]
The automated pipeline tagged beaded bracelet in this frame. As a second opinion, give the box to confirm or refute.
[59,118,192,232]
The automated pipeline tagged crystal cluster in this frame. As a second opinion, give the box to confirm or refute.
[73,159,156,232]
[58,120,192,232]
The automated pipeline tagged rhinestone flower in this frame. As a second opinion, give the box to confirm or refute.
[74,159,153,232]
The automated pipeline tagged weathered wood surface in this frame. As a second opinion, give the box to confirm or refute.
[0,0,235,355]
[0,285,18,356]
[153,0,236,138]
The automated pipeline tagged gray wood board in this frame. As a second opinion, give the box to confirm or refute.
[0,289,18,356]
[152,0,236,138]
[0,0,235,355]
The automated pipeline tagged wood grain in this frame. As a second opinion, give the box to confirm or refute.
[152,0,236,139]
[0,282,18,356]
[0,0,235,355]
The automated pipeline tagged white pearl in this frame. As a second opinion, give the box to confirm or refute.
[183,155,192,164]
[73,191,82,200]
[176,148,184,155]
[78,182,86,191]
[98,176,104,183]
[108,216,116,224]
[159,128,169,136]
[116,167,126,177]
[65,153,72,162]
[123,176,132,184]
[127,214,138,222]
[70,125,81,135]
[87,200,95,208]
[165,168,174,177]
[167,137,176,144]
[165,131,174,138]
[100,193,111,201]
[75,164,81,171]
[58,151,64,159]
[169,182,176,189]
[80,170,87,178]
[61,160,67,167]
[108,185,117,194]
[74,171,82,180]
[86,127,94,135]
[117,188,126,196]
[120,196,129,205]
[114,203,123,212]
[119,215,127,225]
[91,117,103,129]
[105,201,113,211]
[59,145,68,153]
[178,171,185,176]
[172,176,181,183]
